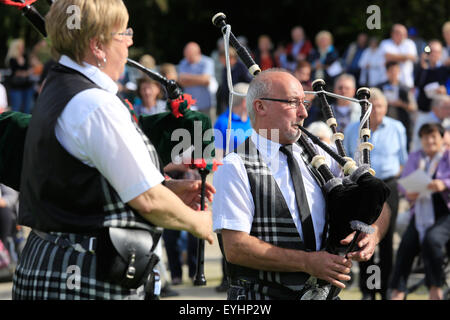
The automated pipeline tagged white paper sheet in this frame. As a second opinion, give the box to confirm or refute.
[397,169,432,196]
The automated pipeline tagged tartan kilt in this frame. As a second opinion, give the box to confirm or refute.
[12,231,144,300]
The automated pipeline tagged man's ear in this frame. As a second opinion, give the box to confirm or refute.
[254,99,266,117]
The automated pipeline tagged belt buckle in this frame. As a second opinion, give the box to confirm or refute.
[88,237,97,253]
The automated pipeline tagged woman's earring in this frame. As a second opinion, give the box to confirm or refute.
[97,56,107,69]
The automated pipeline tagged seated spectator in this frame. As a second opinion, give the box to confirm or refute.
[254,35,278,71]
[308,30,341,86]
[378,61,417,150]
[313,73,360,133]
[343,32,368,85]
[358,37,386,87]
[306,121,333,145]
[390,123,450,300]
[411,95,450,151]
[440,21,450,67]
[214,82,252,160]
[415,40,449,114]
[279,26,312,72]
[134,77,166,116]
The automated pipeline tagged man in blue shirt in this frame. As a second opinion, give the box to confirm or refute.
[214,82,252,160]
[344,87,408,300]
[178,42,215,116]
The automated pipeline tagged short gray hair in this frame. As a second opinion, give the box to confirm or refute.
[232,82,249,108]
[334,73,356,90]
[246,68,290,125]
[431,94,450,109]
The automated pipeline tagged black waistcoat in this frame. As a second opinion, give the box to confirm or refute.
[19,64,156,233]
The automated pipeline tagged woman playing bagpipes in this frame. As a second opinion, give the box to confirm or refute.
[5,0,215,300]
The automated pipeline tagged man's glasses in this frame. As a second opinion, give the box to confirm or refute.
[111,27,134,41]
[259,97,311,111]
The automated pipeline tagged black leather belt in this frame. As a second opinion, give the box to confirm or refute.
[32,229,97,253]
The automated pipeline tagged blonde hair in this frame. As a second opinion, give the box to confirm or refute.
[315,30,333,45]
[369,87,387,106]
[46,0,129,65]
[5,39,25,67]
[139,54,156,70]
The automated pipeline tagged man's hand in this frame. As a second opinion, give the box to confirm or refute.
[340,227,379,262]
[304,251,353,289]
[164,179,216,210]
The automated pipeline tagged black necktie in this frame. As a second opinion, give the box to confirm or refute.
[279,144,316,251]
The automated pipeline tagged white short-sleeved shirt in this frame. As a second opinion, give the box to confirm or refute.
[379,38,417,88]
[55,55,164,203]
[212,132,341,250]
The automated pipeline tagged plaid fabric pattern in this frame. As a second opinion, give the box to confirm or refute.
[235,138,310,298]
[13,231,143,300]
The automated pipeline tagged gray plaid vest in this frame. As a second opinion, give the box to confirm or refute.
[227,138,313,296]
[19,64,161,234]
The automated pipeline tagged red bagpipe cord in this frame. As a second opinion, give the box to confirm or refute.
[0,0,38,8]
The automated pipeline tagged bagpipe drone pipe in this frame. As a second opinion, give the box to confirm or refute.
[212,12,390,299]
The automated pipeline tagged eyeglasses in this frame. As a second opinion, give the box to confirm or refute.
[259,97,311,111]
[111,27,134,41]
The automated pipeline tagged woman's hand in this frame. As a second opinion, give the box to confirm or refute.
[164,179,216,210]
[427,179,446,193]
[405,192,420,202]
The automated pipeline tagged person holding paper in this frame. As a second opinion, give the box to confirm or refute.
[390,123,450,300]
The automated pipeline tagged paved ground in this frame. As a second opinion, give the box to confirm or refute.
[0,230,430,300]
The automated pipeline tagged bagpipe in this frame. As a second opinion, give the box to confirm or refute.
[0,0,218,286]
[212,13,390,299]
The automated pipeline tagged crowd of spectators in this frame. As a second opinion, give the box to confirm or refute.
[1,20,450,300]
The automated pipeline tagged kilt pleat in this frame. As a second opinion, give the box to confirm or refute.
[12,231,144,300]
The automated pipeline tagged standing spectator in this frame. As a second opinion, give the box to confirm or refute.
[342,32,368,86]
[440,21,450,67]
[379,24,418,89]
[344,88,408,300]
[0,74,8,112]
[254,35,278,71]
[411,95,450,151]
[134,77,167,116]
[308,30,341,86]
[358,37,386,87]
[313,74,360,132]
[210,38,225,87]
[5,39,35,114]
[415,40,449,114]
[178,42,216,117]
[216,47,252,117]
[378,61,417,150]
[408,27,427,61]
[390,123,450,300]
[279,26,313,72]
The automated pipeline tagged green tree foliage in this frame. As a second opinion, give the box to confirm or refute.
[0,0,449,68]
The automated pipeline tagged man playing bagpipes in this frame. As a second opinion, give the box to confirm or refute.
[212,69,391,300]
